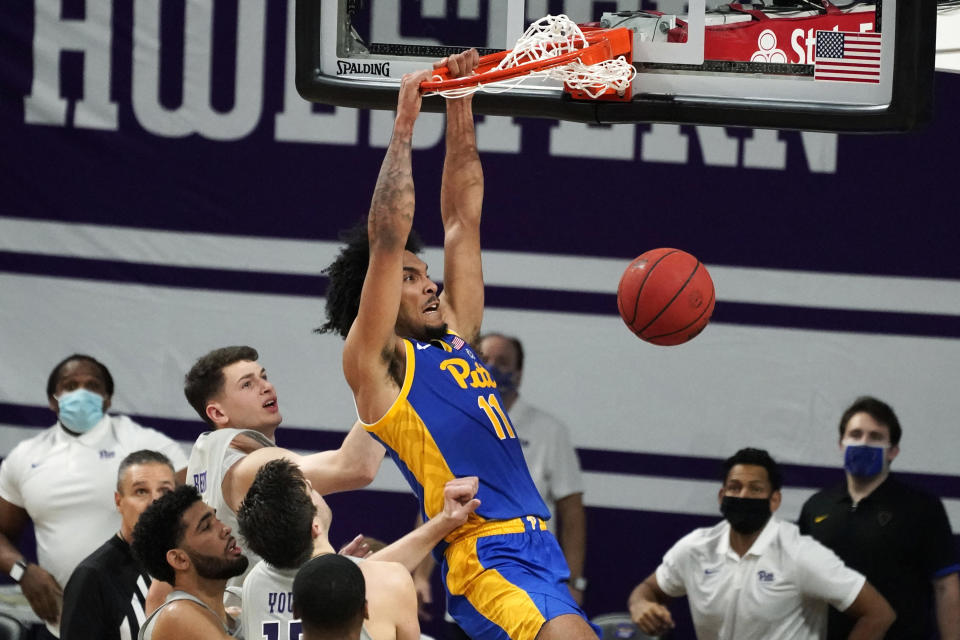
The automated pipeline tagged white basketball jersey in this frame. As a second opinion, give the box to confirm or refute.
[139,590,242,640]
[241,558,372,640]
[241,561,299,640]
[186,427,274,585]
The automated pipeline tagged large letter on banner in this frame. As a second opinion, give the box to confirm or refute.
[132,0,266,140]
[24,0,118,129]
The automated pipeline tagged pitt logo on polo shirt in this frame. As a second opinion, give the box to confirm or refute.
[757,570,775,583]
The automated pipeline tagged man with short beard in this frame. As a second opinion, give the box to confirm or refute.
[628,448,895,640]
[132,485,248,640]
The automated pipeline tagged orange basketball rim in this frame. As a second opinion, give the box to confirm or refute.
[421,26,635,102]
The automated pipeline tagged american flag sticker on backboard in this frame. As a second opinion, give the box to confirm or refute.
[814,31,882,83]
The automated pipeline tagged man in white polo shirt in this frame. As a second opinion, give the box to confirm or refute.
[627,447,895,640]
[0,354,188,638]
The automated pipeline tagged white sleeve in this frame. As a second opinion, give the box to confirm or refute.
[544,417,583,501]
[794,536,866,612]
[0,446,26,507]
[655,536,692,598]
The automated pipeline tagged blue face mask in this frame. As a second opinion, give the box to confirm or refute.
[57,388,105,434]
[486,365,518,395]
[843,443,886,477]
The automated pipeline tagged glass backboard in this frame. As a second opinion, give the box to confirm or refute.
[295,0,937,132]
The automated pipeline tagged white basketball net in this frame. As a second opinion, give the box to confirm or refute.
[428,15,636,99]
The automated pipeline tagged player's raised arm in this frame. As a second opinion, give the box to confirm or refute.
[343,69,432,421]
[437,50,485,344]
[367,476,480,572]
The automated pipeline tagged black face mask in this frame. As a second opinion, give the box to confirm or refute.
[720,496,771,534]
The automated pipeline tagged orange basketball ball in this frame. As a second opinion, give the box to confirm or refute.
[617,248,716,346]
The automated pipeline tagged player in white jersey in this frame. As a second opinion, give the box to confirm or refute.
[181,346,386,584]
[186,426,274,580]
[132,485,248,640]
[237,459,480,640]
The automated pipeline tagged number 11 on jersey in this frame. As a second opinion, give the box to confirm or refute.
[478,394,516,440]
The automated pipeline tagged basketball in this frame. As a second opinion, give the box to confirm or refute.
[617,248,716,346]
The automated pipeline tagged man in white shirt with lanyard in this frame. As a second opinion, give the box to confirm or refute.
[628,447,895,640]
[0,354,187,638]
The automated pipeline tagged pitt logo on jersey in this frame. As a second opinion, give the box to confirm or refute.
[440,358,496,390]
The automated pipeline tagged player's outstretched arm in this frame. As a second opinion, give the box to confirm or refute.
[294,421,386,495]
[368,476,480,572]
[628,573,675,637]
[343,68,433,423]
[223,424,386,510]
[437,49,485,344]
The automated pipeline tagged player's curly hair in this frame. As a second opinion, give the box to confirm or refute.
[316,219,423,338]
[131,484,202,585]
[237,459,316,569]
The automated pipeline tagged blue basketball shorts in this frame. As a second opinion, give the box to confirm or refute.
[441,516,600,640]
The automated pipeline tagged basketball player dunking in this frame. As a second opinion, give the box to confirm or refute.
[318,51,599,640]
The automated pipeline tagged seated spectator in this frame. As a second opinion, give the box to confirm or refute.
[628,447,895,640]
[132,485,247,640]
[60,450,176,640]
[0,354,187,638]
